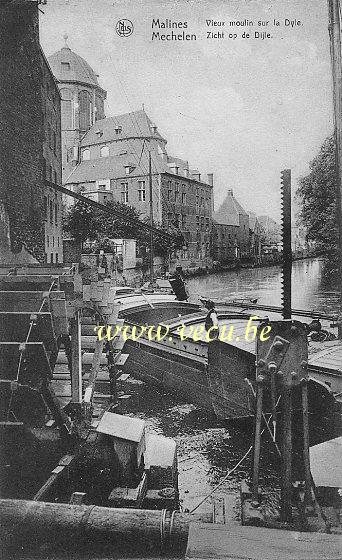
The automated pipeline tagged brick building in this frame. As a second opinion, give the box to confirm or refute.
[0,0,63,263]
[64,109,213,270]
[212,190,249,263]
[48,41,107,181]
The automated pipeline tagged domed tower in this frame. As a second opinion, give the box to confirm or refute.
[48,36,107,179]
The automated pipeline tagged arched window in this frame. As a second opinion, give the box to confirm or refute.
[82,149,90,161]
[60,88,72,129]
[79,90,92,131]
[100,145,109,158]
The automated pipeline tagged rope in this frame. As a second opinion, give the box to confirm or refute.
[189,445,253,514]
[189,407,281,514]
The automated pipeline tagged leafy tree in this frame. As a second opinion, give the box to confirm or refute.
[296,136,338,256]
[63,199,183,257]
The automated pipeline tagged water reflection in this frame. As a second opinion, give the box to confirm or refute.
[187,258,339,315]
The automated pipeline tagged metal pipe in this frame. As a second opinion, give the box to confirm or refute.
[0,499,206,554]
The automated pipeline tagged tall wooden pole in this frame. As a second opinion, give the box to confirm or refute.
[280,385,293,522]
[149,151,154,285]
[328,0,342,338]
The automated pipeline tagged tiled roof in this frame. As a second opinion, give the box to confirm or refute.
[48,46,101,88]
[65,150,170,184]
[80,110,167,147]
[213,190,248,227]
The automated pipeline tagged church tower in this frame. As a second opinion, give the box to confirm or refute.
[48,36,107,181]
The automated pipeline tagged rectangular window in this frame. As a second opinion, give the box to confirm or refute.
[181,192,186,204]
[61,62,70,71]
[53,131,57,155]
[50,253,54,263]
[97,179,111,191]
[138,180,146,202]
[49,200,53,223]
[55,203,58,225]
[50,165,53,182]
[175,184,179,202]
[56,253,59,264]
[201,217,205,229]
[54,170,57,185]
[43,196,47,218]
[121,182,129,203]
[196,216,200,228]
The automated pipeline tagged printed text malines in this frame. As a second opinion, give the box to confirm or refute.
[151,19,196,41]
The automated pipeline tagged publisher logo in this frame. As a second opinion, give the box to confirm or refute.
[116,19,134,37]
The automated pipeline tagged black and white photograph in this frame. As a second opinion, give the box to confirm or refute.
[1,0,342,558]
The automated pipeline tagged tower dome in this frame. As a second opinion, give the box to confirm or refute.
[47,38,107,178]
[48,44,100,88]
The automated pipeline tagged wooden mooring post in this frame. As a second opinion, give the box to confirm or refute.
[242,320,315,527]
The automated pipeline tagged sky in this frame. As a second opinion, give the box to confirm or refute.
[40,0,334,221]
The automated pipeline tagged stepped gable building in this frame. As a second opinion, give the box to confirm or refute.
[48,39,107,181]
[0,0,63,264]
[65,109,213,269]
[212,190,249,263]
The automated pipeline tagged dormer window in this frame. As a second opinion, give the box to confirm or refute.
[82,149,90,161]
[124,164,135,175]
[151,125,158,134]
[115,126,122,135]
[96,129,103,137]
[61,62,70,71]
[100,145,109,157]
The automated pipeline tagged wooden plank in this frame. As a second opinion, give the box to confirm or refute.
[102,279,111,306]
[33,455,75,501]
[185,522,342,560]
[81,335,99,350]
[70,311,82,403]
[55,350,107,366]
[83,338,104,404]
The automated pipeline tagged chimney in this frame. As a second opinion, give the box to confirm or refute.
[207,173,213,186]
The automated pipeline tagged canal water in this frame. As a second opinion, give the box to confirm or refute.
[118,258,339,514]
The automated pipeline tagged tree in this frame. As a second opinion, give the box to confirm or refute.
[63,199,183,257]
[296,136,338,257]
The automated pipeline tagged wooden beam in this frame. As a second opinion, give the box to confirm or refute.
[70,311,82,403]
